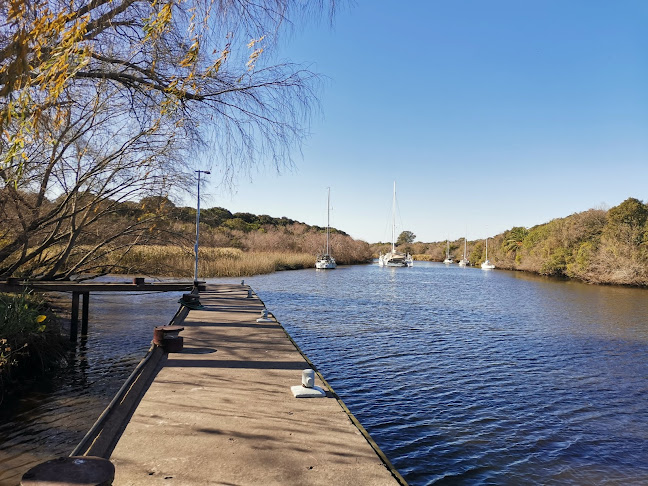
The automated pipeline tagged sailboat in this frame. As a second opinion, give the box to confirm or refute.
[481,235,495,269]
[443,239,453,264]
[458,234,470,266]
[378,182,413,267]
[315,187,337,269]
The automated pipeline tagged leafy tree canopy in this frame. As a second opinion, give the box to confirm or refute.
[396,230,416,246]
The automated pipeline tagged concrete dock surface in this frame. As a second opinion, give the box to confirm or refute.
[110,284,402,485]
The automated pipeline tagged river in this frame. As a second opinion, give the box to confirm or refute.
[2,263,648,485]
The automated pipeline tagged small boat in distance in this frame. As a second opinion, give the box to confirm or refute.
[315,187,337,269]
[379,181,413,267]
[458,235,470,266]
[481,235,495,269]
[443,239,453,264]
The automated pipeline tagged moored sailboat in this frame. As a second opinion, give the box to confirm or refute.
[481,235,495,269]
[458,234,470,266]
[315,187,337,269]
[443,239,453,264]
[378,182,413,267]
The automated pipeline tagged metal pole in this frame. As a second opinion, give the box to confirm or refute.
[194,170,210,286]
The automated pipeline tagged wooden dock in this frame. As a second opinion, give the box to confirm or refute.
[0,278,201,341]
[106,283,404,485]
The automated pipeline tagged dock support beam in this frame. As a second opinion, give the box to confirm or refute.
[70,291,90,341]
[71,292,79,341]
[82,291,89,336]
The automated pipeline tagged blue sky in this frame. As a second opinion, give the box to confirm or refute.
[196,1,648,243]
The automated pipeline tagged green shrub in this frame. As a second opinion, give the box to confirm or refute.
[0,291,67,393]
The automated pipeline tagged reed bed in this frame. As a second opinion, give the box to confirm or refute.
[112,246,315,277]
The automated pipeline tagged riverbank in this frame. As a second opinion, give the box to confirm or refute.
[377,198,648,288]
[102,247,372,278]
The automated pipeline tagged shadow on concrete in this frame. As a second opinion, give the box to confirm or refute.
[179,347,217,354]
[164,359,307,370]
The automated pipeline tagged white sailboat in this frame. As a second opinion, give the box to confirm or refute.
[315,187,337,269]
[443,239,453,264]
[458,234,470,266]
[481,235,495,269]
[378,182,413,267]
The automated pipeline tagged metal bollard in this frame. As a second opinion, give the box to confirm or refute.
[21,456,114,486]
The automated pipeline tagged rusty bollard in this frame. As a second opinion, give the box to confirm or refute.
[153,325,185,353]
[21,456,114,486]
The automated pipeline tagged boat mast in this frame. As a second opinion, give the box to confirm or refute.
[326,187,330,255]
[485,236,488,260]
[392,181,396,253]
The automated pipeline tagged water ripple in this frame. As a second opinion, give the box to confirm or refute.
[238,263,648,485]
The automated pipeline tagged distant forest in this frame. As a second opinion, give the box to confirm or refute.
[128,196,372,262]
[0,193,373,279]
[4,189,648,286]
[385,197,648,287]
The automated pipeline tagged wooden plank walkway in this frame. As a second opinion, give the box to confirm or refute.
[109,283,403,485]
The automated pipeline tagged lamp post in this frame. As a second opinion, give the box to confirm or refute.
[194,170,210,286]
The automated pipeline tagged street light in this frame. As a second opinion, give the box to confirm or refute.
[194,170,210,286]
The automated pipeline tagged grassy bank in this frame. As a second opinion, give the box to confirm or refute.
[110,247,319,278]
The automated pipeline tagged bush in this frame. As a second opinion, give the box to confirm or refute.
[0,291,68,395]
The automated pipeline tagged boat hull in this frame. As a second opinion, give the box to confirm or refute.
[316,261,337,269]
[379,253,413,267]
[315,255,337,269]
[481,260,495,269]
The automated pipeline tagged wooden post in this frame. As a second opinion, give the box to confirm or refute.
[81,292,90,336]
[70,292,79,341]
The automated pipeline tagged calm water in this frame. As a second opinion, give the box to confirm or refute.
[222,262,648,485]
[2,265,648,485]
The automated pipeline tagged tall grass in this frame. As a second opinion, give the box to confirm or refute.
[109,246,317,277]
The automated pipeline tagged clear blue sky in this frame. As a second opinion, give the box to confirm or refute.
[197,0,648,243]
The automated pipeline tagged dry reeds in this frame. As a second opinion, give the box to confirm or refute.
[108,245,316,277]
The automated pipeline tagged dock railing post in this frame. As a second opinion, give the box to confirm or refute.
[70,292,79,341]
[81,292,90,336]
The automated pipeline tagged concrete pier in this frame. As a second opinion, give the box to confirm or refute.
[109,284,403,485]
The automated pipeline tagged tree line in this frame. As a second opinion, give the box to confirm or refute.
[390,198,648,287]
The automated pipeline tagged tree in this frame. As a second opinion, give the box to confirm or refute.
[396,230,415,246]
[604,198,648,247]
[0,0,336,278]
[503,226,528,255]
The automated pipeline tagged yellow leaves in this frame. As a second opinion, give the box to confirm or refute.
[179,38,200,68]
[205,43,231,77]
[246,36,265,72]
[7,0,27,22]
[1,3,93,171]
[36,315,48,332]
[144,2,174,40]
